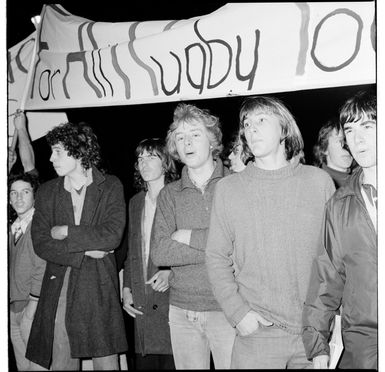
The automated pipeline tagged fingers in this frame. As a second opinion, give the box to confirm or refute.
[123,303,143,318]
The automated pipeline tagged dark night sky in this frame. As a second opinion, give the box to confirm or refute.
[6,1,376,199]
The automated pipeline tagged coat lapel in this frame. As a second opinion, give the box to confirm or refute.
[80,168,105,225]
[56,178,75,225]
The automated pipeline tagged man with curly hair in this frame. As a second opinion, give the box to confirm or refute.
[26,122,127,370]
[122,138,177,370]
[150,104,235,369]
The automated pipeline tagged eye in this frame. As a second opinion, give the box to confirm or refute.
[175,135,184,142]
[243,122,250,128]
[193,133,200,138]
[10,191,17,198]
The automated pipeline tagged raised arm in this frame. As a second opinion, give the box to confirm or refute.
[14,111,35,173]
[150,187,206,267]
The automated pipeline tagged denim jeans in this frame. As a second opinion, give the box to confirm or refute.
[52,268,119,371]
[10,310,48,371]
[231,324,312,369]
[169,304,235,369]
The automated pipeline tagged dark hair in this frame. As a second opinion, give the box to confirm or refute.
[8,172,40,222]
[339,89,376,129]
[8,172,40,194]
[313,119,339,167]
[133,138,178,191]
[226,132,253,164]
[166,103,223,161]
[46,122,101,170]
[238,96,304,161]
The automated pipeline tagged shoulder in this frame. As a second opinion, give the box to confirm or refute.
[36,177,62,195]
[297,164,334,187]
[129,191,145,206]
[216,172,243,193]
[102,173,122,187]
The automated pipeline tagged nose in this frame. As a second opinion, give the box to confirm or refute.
[184,135,192,146]
[50,153,55,163]
[353,129,364,145]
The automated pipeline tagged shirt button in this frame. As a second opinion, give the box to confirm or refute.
[153,304,158,310]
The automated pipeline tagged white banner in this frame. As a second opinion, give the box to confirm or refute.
[20,2,375,110]
[8,32,68,143]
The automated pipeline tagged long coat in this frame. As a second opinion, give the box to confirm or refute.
[26,168,128,369]
[123,191,172,356]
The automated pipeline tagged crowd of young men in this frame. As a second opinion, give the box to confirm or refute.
[8,88,377,370]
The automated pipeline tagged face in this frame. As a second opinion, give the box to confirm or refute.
[228,144,246,172]
[326,129,353,172]
[243,110,285,160]
[10,180,35,218]
[137,149,164,183]
[50,143,79,177]
[174,120,213,170]
[343,114,376,169]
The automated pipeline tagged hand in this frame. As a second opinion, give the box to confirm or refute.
[122,287,143,318]
[312,355,329,369]
[51,225,68,240]
[85,250,109,259]
[13,110,27,130]
[146,270,170,292]
[171,229,192,245]
[8,148,17,170]
[236,310,273,336]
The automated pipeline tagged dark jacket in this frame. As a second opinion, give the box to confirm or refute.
[26,167,128,368]
[123,191,172,356]
[302,167,377,369]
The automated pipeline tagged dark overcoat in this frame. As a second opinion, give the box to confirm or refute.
[123,191,172,356]
[26,167,128,369]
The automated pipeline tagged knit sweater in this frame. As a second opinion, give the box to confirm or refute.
[206,160,335,334]
[151,159,229,311]
[9,222,46,313]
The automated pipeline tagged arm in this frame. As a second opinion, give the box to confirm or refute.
[206,182,251,327]
[150,187,206,267]
[65,179,126,253]
[31,185,85,267]
[14,111,35,173]
[302,205,345,363]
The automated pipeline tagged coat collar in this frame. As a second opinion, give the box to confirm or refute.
[332,167,364,202]
[56,166,106,225]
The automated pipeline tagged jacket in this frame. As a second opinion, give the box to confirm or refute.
[302,167,377,369]
[123,191,172,356]
[26,167,128,368]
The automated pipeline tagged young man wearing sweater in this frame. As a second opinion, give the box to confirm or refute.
[9,172,47,371]
[302,89,377,369]
[150,104,235,369]
[206,96,335,369]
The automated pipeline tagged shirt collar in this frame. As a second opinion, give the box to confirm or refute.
[179,158,225,191]
[11,207,35,234]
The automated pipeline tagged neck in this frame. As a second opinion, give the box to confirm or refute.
[254,152,289,170]
[146,176,165,201]
[188,158,215,185]
[326,162,348,173]
[362,166,377,187]
[17,207,34,221]
[67,167,88,189]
